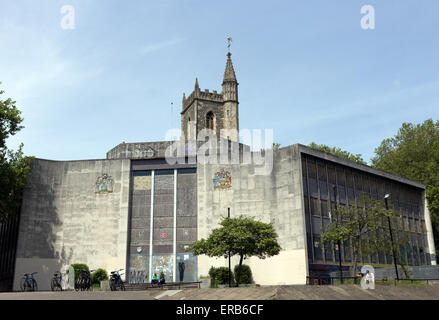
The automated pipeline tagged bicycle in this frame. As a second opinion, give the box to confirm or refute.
[20,272,38,292]
[75,269,94,291]
[109,269,125,291]
[50,271,63,291]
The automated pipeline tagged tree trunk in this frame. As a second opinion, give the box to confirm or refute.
[352,252,358,278]
[235,255,244,287]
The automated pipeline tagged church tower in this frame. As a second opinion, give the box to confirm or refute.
[181,53,239,142]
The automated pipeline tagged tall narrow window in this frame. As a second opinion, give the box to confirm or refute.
[187,117,191,140]
[206,112,215,131]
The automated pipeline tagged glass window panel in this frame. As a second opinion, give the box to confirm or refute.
[406,245,413,265]
[337,169,346,187]
[304,196,310,217]
[346,170,353,188]
[317,162,326,181]
[338,187,347,204]
[419,247,426,265]
[409,218,414,232]
[363,175,370,193]
[324,241,333,261]
[311,198,320,217]
[309,178,318,198]
[347,187,355,202]
[302,159,307,177]
[321,200,329,217]
[377,179,385,197]
[320,181,328,200]
[307,234,313,262]
[370,177,377,194]
[353,172,362,192]
[312,216,322,234]
[313,236,323,261]
[328,166,336,185]
[385,181,391,195]
[303,177,308,196]
[413,246,420,266]
[308,159,317,179]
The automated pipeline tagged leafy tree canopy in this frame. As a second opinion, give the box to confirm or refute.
[309,142,367,165]
[0,84,32,222]
[191,216,281,285]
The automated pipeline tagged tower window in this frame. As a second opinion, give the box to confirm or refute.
[206,112,215,131]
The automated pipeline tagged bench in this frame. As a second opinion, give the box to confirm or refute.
[124,281,201,291]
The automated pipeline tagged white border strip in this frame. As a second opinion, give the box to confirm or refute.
[149,170,155,280]
[173,169,177,282]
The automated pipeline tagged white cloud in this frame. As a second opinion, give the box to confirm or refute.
[138,38,185,55]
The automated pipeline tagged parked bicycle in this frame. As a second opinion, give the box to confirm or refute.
[109,269,125,291]
[75,269,94,291]
[50,271,63,291]
[20,272,38,292]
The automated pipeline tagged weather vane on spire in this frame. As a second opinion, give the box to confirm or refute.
[227,36,232,53]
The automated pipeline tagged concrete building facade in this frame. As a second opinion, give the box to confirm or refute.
[10,53,437,290]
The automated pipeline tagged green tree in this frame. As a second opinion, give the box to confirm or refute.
[272,143,281,151]
[371,119,439,256]
[322,196,410,277]
[91,268,108,285]
[191,216,281,286]
[309,142,367,165]
[0,84,32,222]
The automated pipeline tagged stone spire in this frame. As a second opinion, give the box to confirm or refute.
[195,77,200,90]
[222,52,237,85]
[222,53,238,102]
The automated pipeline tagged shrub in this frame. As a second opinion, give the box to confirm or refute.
[70,263,89,281]
[91,268,108,285]
[234,264,253,284]
[209,267,234,285]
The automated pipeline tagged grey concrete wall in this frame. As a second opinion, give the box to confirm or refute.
[107,141,174,160]
[13,158,130,291]
[197,145,308,285]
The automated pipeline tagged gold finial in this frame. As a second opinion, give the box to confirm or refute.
[227,36,232,53]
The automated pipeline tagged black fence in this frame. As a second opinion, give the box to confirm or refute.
[307,276,439,285]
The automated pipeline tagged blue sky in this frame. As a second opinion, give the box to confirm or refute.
[1,0,438,163]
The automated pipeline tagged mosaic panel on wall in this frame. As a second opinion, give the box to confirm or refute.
[128,254,149,284]
[95,174,114,194]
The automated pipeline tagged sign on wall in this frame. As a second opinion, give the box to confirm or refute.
[133,175,152,190]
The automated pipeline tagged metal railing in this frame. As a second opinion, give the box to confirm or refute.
[306,276,439,285]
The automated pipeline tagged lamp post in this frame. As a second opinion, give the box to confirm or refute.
[384,194,400,281]
[228,207,231,288]
[333,185,343,284]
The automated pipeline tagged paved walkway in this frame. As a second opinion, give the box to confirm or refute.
[0,290,156,300]
[2,285,439,300]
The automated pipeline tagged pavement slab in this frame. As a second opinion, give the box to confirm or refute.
[2,285,439,300]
